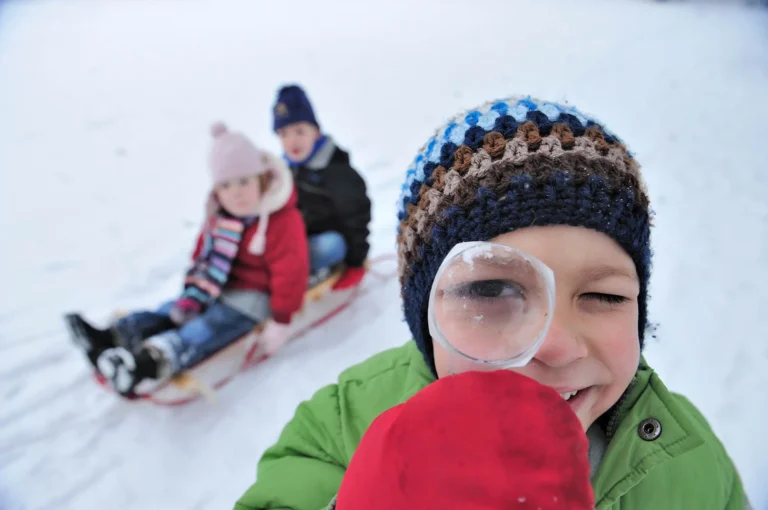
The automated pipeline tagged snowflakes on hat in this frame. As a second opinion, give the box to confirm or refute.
[396,95,628,224]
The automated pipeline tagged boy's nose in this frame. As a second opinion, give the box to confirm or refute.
[533,314,588,368]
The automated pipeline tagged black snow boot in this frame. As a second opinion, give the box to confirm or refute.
[64,313,117,368]
[96,346,163,398]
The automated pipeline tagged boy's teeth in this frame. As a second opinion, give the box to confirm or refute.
[560,390,578,401]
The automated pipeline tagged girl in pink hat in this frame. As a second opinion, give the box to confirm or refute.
[65,123,309,397]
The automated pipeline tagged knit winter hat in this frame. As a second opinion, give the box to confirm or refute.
[272,84,319,132]
[207,122,282,255]
[209,122,267,185]
[335,369,594,509]
[397,96,652,373]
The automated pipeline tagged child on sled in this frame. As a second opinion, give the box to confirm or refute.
[66,122,309,397]
[272,85,371,290]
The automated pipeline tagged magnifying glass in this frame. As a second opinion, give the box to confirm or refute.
[427,242,555,372]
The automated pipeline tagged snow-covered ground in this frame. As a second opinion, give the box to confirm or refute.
[0,0,766,508]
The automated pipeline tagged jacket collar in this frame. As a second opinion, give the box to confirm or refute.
[305,136,336,170]
[592,358,705,507]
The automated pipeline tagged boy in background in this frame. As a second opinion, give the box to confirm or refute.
[273,84,371,290]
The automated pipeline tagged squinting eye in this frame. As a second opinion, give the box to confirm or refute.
[220,182,230,190]
[582,293,627,305]
[239,177,250,186]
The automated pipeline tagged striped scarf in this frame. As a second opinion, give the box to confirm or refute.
[174,215,246,316]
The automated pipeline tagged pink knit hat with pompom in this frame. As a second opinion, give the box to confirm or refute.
[208,121,268,185]
[206,122,280,255]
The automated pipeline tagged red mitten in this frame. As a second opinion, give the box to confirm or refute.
[332,267,365,290]
[335,370,594,510]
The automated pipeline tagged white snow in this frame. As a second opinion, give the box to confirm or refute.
[1,0,767,508]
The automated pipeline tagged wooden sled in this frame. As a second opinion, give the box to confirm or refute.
[96,266,353,406]
[92,254,398,406]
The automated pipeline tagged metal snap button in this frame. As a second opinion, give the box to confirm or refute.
[638,417,662,441]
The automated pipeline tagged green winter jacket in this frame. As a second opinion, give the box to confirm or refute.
[235,341,750,510]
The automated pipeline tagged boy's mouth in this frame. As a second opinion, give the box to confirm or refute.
[559,386,592,408]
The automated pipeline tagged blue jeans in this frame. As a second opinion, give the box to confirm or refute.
[308,231,347,272]
[115,300,257,374]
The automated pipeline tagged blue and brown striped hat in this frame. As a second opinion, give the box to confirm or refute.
[396,96,653,373]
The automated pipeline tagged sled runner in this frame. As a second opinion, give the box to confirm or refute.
[81,254,396,406]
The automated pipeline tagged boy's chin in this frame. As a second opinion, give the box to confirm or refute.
[575,412,595,432]
[572,385,617,432]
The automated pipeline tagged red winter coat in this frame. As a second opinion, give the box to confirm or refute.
[191,188,309,324]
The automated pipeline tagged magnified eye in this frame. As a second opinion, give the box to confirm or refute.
[447,280,525,302]
[429,243,556,366]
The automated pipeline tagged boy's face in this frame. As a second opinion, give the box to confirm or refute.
[215,175,262,218]
[277,122,321,162]
[432,225,641,431]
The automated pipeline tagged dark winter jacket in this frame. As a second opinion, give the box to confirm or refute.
[289,137,371,268]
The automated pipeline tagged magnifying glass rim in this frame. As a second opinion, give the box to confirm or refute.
[426,241,556,369]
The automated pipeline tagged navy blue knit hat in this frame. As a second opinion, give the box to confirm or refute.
[272,84,319,132]
[397,96,652,374]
